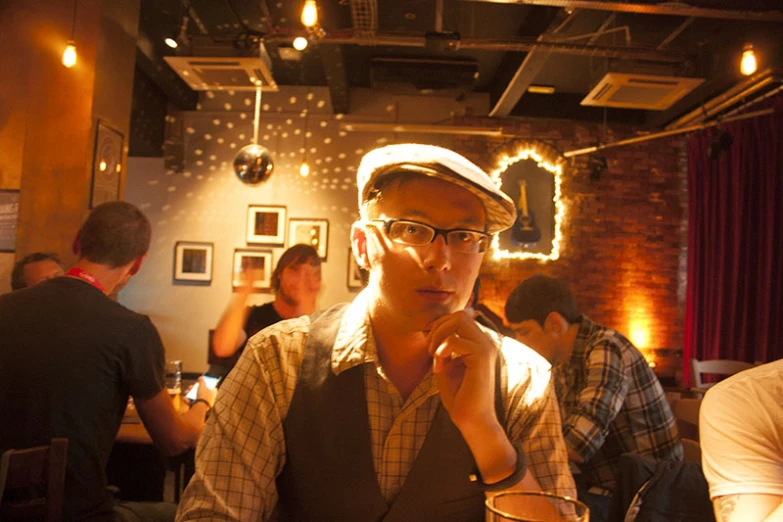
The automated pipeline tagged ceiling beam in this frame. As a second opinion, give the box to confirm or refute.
[319,44,350,114]
[489,9,578,117]
[459,0,783,22]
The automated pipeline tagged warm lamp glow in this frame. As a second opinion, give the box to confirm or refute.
[293,37,308,51]
[629,324,650,350]
[740,44,757,76]
[299,161,310,177]
[301,0,318,28]
[164,37,178,49]
[99,160,107,172]
[62,41,77,68]
[490,147,565,261]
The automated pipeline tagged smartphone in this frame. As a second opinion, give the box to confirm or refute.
[185,374,221,402]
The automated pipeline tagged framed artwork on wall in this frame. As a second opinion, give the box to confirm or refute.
[0,190,20,253]
[247,205,286,245]
[233,249,273,291]
[347,248,365,290]
[288,218,329,260]
[174,241,213,283]
[90,120,124,208]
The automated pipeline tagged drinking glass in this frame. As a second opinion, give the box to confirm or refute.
[165,360,182,408]
[485,491,589,522]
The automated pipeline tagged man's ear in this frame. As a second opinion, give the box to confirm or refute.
[544,311,567,334]
[351,222,369,269]
[129,254,146,276]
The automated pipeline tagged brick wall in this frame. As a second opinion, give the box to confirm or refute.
[454,116,687,368]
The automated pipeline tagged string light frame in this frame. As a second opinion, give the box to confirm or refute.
[489,142,565,262]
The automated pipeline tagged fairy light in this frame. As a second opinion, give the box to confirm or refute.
[490,147,565,261]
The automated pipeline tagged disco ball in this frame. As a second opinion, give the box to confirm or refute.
[233,144,274,185]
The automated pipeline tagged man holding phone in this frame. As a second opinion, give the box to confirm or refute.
[0,202,216,522]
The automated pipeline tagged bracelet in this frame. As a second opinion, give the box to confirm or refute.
[191,398,212,411]
[469,442,527,492]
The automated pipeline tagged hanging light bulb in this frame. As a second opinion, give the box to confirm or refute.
[301,0,318,28]
[62,41,77,68]
[299,161,310,177]
[293,36,308,51]
[164,37,178,49]
[740,44,757,76]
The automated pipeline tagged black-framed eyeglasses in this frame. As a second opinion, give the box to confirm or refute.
[368,218,490,254]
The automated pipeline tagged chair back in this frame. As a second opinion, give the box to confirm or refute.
[671,397,702,441]
[690,358,753,391]
[681,438,702,463]
[0,438,68,522]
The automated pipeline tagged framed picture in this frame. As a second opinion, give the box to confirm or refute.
[247,205,286,245]
[0,190,20,253]
[233,249,273,291]
[90,120,124,208]
[173,241,213,283]
[288,218,329,260]
[347,248,365,290]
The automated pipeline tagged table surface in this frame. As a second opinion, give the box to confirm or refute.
[116,394,188,444]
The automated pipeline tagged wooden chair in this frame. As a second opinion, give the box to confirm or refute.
[0,438,68,522]
[690,358,754,396]
[681,438,702,463]
[671,397,702,441]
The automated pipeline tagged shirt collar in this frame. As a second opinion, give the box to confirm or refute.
[331,289,378,375]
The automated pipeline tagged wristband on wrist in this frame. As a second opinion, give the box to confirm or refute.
[191,398,212,411]
[470,442,527,492]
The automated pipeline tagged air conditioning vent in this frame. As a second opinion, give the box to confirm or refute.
[164,56,278,92]
[581,73,704,110]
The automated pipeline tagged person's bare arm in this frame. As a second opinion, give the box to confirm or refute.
[212,273,253,357]
[714,494,783,522]
[134,378,216,456]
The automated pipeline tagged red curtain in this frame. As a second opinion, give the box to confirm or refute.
[684,95,783,386]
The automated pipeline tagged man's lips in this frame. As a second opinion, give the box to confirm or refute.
[416,287,454,303]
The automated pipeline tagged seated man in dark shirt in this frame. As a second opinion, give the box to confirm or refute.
[10,251,64,290]
[210,243,322,370]
[0,201,214,522]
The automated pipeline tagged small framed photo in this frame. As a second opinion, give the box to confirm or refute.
[90,120,124,208]
[174,241,213,283]
[0,189,20,253]
[233,249,273,291]
[289,218,329,260]
[347,248,365,290]
[247,205,286,245]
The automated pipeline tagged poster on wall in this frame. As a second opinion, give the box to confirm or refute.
[90,120,124,208]
[0,190,20,253]
[289,218,329,260]
[173,241,213,284]
[232,249,273,291]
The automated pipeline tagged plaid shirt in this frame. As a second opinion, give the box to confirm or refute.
[177,291,575,521]
[555,316,683,490]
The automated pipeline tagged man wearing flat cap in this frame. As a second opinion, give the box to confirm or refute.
[177,144,574,521]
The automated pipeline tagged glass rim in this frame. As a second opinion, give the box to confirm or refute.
[485,490,589,520]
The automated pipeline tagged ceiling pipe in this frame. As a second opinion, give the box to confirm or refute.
[460,0,783,22]
[265,33,686,62]
[665,68,781,129]
[564,107,775,158]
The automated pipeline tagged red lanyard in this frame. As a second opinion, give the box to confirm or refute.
[65,268,105,293]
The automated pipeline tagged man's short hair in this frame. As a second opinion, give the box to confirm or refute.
[77,201,151,268]
[271,243,321,292]
[505,274,581,326]
[10,252,64,291]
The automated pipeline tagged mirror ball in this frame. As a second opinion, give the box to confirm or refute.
[233,144,274,185]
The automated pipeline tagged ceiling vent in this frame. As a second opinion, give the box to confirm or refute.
[581,73,704,110]
[370,57,479,95]
[164,56,278,92]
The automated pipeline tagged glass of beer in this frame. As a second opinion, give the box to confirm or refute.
[485,491,589,522]
[165,360,182,409]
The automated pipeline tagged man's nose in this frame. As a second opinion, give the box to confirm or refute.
[421,234,451,272]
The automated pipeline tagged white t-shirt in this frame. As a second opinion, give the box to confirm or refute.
[700,359,783,499]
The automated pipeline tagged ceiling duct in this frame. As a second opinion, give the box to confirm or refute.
[370,57,479,95]
[581,72,704,110]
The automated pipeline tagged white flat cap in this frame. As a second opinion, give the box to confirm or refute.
[356,143,516,234]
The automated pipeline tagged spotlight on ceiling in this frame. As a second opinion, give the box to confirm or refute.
[740,44,757,76]
[293,36,308,51]
[164,37,178,49]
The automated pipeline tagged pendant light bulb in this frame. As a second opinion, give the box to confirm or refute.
[62,41,77,68]
[164,37,178,49]
[301,0,318,28]
[740,44,757,76]
[299,161,310,177]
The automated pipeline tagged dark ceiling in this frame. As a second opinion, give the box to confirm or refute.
[130,0,783,155]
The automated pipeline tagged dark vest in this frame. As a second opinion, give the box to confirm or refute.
[276,304,505,522]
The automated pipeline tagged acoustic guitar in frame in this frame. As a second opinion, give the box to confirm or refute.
[511,179,541,244]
